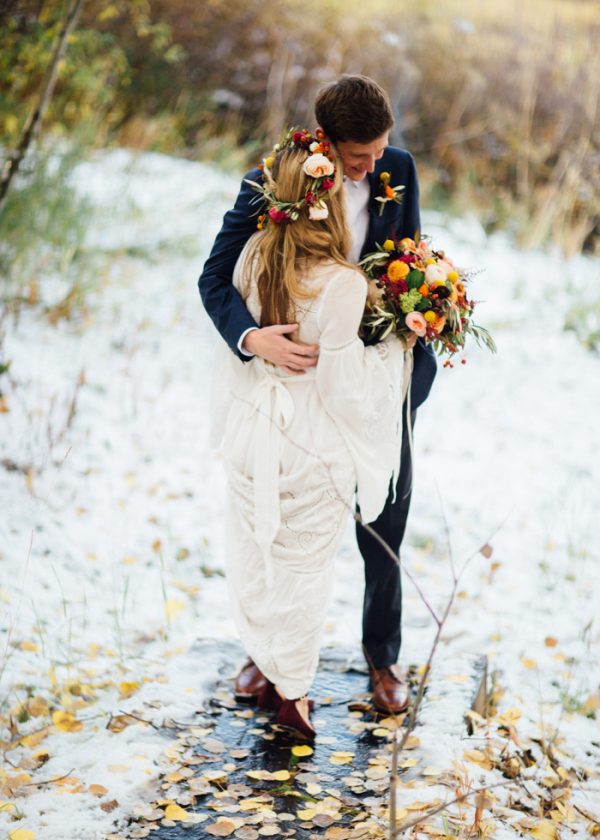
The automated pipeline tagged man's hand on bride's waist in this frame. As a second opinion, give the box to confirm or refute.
[242,325,319,376]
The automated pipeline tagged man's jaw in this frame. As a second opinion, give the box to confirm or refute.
[346,167,368,182]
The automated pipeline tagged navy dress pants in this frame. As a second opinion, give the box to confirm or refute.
[356,407,417,668]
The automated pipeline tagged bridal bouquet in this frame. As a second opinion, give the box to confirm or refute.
[359,236,496,363]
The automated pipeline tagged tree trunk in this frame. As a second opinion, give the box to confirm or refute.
[0,0,86,211]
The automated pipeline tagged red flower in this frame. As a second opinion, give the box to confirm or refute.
[321,178,334,190]
[399,254,415,264]
[304,191,317,206]
[268,207,288,223]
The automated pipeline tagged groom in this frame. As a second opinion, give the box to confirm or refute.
[198,75,437,713]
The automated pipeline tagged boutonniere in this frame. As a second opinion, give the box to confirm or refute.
[374,171,405,217]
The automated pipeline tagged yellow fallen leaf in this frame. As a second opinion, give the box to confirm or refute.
[205,817,239,836]
[164,803,190,822]
[165,598,186,619]
[398,759,418,768]
[372,728,392,738]
[270,769,291,781]
[496,707,522,726]
[329,751,354,766]
[291,745,313,757]
[239,798,272,812]
[464,749,493,770]
[17,641,39,652]
[166,770,187,783]
[9,830,36,840]
[119,681,140,698]
[406,800,443,811]
[246,770,269,781]
[584,694,600,711]
[27,697,49,717]
[365,767,388,780]
[403,736,420,749]
[306,783,322,795]
[297,808,316,820]
[422,766,443,777]
[530,820,558,839]
[377,716,404,731]
[52,711,83,732]
[52,776,80,787]
[20,728,49,748]
[258,826,279,836]
[203,769,228,782]
[89,784,108,797]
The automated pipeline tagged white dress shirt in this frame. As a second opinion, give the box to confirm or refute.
[238,176,371,354]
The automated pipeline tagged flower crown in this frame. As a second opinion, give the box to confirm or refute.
[245,127,336,229]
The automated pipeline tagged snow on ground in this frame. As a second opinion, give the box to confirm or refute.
[1,149,599,839]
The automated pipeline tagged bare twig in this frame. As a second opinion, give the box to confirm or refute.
[395,780,511,833]
[23,767,76,787]
[116,710,160,730]
[0,0,86,210]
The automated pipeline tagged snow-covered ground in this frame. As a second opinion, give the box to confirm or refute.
[1,149,599,839]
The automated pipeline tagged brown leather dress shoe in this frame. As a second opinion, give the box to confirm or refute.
[369,664,410,714]
[234,658,268,700]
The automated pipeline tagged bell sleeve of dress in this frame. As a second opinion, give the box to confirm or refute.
[315,267,407,523]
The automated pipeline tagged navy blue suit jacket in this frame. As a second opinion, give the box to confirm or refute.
[198,146,437,408]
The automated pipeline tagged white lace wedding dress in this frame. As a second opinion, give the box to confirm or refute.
[211,236,409,699]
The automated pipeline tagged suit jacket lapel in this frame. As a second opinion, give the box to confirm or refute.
[362,168,380,257]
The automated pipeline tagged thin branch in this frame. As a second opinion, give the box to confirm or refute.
[22,767,76,787]
[116,710,160,730]
[395,780,512,832]
[0,0,86,210]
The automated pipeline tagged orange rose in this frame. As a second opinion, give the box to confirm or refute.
[418,283,430,297]
[388,260,410,281]
[385,185,395,198]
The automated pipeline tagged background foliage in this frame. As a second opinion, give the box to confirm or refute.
[0,0,599,292]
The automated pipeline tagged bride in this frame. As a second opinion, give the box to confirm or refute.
[212,129,410,739]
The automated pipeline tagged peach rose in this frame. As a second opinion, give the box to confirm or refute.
[405,311,427,336]
[308,200,329,220]
[433,315,447,334]
[303,153,334,178]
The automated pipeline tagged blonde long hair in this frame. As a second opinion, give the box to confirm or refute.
[246,145,352,328]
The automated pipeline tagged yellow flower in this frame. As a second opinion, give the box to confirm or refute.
[387,260,410,281]
[264,156,275,169]
[383,239,395,252]
[447,270,459,282]
[379,171,391,183]
[399,238,415,250]
[426,258,436,265]
[424,310,437,324]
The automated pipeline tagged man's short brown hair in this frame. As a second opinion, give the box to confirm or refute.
[314,75,394,144]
